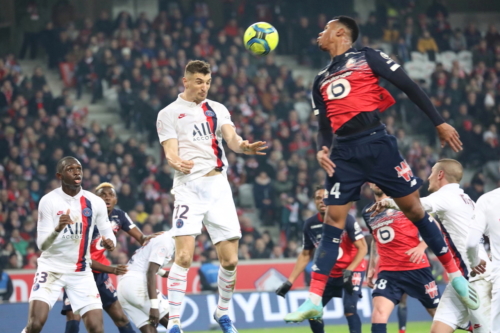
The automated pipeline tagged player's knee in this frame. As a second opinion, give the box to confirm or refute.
[220,257,238,271]
[86,323,104,333]
[113,314,130,327]
[26,319,44,333]
[371,307,389,323]
[175,250,193,268]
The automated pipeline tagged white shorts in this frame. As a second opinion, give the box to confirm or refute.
[118,274,169,328]
[492,273,500,333]
[433,279,492,332]
[172,174,241,244]
[28,268,101,316]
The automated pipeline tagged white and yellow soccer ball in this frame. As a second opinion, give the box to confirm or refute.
[243,22,279,56]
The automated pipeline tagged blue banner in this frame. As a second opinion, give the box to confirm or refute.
[0,288,437,332]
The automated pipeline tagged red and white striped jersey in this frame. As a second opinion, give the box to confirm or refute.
[36,187,115,273]
[157,95,233,190]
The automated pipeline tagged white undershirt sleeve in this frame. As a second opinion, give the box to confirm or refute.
[36,196,57,250]
[94,199,116,246]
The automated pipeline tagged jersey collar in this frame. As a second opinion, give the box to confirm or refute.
[57,187,83,200]
[317,213,324,222]
[176,94,206,108]
[331,47,357,64]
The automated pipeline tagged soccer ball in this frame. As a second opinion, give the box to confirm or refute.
[243,22,279,56]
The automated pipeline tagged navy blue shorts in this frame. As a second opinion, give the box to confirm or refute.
[324,125,422,205]
[61,272,117,315]
[322,272,365,313]
[372,268,440,309]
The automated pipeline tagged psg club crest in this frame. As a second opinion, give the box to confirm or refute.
[32,283,40,291]
[83,208,92,217]
[176,219,184,228]
[204,110,215,117]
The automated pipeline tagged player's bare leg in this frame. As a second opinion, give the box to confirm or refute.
[25,300,50,333]
[371,296,395,333]
[65,310,81,333]
[213,239,239,333]
[81,309,104,333]
[284,202,351,323]
[104,301,135,332]
[393,190,479,310]
[167,235,195,332]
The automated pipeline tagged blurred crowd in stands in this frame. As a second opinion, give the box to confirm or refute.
[0,0,499,271]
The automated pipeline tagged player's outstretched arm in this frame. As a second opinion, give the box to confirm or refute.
[90,260,128,275]
[147,262,161,327]
[221,124,267,155]
[276,249,313,298]
[162,139,194,174]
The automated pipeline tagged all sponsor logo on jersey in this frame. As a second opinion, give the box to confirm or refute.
[63,222,84,239]
[193,122,216,141]
[176,219,184,228]
[424,281,439,298]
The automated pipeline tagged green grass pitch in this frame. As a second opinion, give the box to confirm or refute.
[191,321,432,332]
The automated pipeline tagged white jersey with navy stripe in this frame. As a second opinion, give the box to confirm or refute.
[156,95,233,190]
[36,187,114,273]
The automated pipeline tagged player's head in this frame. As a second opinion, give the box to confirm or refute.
[317,15,359,52]
[95,182,117,211]
[368,183,386,197]
[314,186,327,214]
[56,156,82,190]
[182,60,211,104]
[428,159,463,193]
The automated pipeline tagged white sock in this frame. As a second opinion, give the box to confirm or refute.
[449,271,462,280]
[167,263,189,328]
[216,267,236,318]
[309,292,323,306]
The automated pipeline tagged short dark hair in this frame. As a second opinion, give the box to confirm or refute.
[333,15,359,43]
[56,156,80,173]
[185,60,211,76]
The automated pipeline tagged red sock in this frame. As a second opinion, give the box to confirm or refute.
[399,330,406,333]
[310,272,329,296]
[437,251,459,274]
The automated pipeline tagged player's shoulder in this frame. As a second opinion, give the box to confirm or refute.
[478,188,500,204]
[304,214,322,229]
[344,213,357,228]
[82,190,106,208]
[39,188,60,207]
[157,99,183,117]
[205,99,228,112]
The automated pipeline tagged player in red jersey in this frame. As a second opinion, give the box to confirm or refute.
[276,188,367,333]
[363,184,439,333]
[61,182,155,333]
[284,15,475,325]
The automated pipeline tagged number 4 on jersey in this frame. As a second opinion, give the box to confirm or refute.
[330,182,341,199]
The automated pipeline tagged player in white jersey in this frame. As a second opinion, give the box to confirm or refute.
[369,159,490,333]
[23,157,117,333]
[156,60,266,333]
[467,188,500,332]
[118,231,175,332]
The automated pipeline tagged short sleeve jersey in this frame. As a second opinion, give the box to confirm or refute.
[303,213,366,277]
[127,231,175,274]
[90,208,136,271]
[156,95,234,189]
[362,203,430,272]
[312,47,400,132]
[36,188,110,273]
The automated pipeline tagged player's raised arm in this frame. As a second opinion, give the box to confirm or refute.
[94,198,116,250]
[221,123,267,155]
[365,48,462,152]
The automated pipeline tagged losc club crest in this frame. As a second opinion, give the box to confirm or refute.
[204,110,215,117]
[83,208,92,217]
[176,219,184,228]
